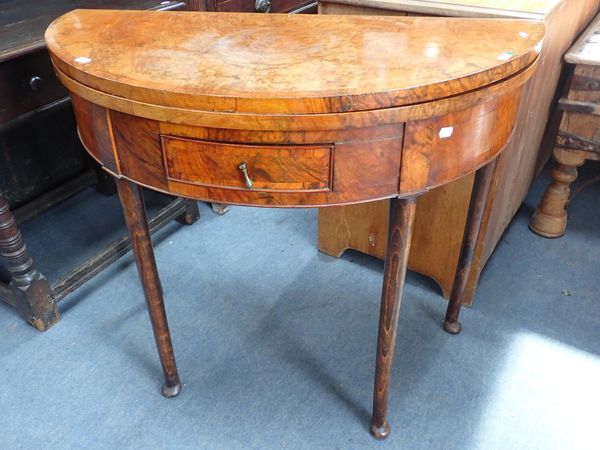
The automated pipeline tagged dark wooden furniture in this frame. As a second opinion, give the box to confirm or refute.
[46,9,542,438]
[317,0,600,306]
[0,0,193,330]
[530,13,600,237]
[187,0,317,13]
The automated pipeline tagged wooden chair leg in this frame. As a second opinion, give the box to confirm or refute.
[115,179,182,398]
[529,148,587,238]
[443,159,497,335]
[370,196,417,440]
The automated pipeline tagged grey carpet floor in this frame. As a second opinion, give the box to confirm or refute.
[1,165,599,450]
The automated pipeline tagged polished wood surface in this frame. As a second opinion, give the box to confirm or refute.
[46,10,540,115]
[46,10,541,438]
[443,158,497,333]
[0,0,185,62]
[116,179,182,398]
[163,137,333,192]
[370,197,416,439]
[318,0,600,306]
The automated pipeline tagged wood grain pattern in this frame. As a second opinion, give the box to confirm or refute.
[109,111,168,191]
[0,0,185,62]
[317,176,474,298]
[162,137,332,192]
[70,93,117,173]
[443,158,497,333]
[51,61,537,133]
[370,197,416,439]
[318,0,599,306]
[45,10,542,115]
[46,9,542,438]
[115,179,182,398]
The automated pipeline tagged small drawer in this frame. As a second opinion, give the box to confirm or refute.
[162,136,333,192]
[0,49,68,124]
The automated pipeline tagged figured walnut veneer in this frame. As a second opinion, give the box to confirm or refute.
[45,9,542,439]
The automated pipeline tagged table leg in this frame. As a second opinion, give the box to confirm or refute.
[443,159,498,334]
[529,148,587,238]
[370,196,417,440]
[116,179,182,398]
[0,192,60,330]
[210,203,230,215]
[176,199,200,225]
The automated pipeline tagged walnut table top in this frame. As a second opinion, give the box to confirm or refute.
[45,9,543,439]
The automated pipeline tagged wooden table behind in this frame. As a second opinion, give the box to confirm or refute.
[318,0,600,305]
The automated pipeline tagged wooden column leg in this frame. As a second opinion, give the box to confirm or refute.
[115,179,182,398]
[443,159,498,335]
[210,203,230,215]
[529,148,587,238]
[370,197,417,440]
[0,193,60,330]
[176,199,200,225]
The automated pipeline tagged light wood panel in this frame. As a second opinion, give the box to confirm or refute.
[46,10,541,114]
[318,0,600,305]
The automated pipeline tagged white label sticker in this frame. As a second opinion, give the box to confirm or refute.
[74,56,92,64]
[439,126,454,139]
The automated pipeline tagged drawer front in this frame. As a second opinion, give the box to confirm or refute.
[162,136,333,192]
[0,49,68,125]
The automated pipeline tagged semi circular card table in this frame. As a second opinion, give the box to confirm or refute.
[46,10,543,439]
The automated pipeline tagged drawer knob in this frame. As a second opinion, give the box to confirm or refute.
[26,76,44,92]
[238,162,254,190]
[255,0,271,13]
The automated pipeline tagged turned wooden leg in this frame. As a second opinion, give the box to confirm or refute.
[370,197,417,440]
[210,202,230,215]
[529,148,587,238]
[443,159,497,335]
[116,179,182,398]
[176,199,200,225]
[0,193,60,330]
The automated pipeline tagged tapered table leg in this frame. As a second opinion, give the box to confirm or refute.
[116,179,181,398]
[443,159,498,334]
[370,197,417,440]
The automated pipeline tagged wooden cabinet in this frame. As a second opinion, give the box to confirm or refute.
[318,0,600,305]
[187,0,317,13]
[0,0,190,330]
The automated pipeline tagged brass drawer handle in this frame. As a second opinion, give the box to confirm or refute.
[238,162,254,190]
[255,0,271,13]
